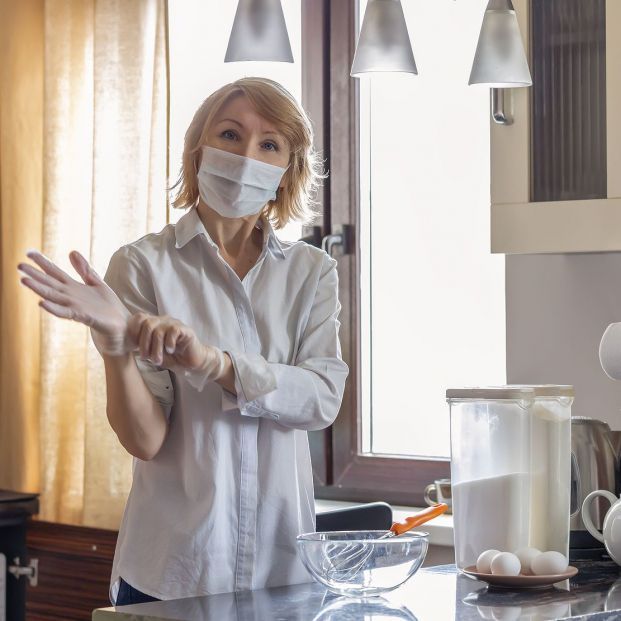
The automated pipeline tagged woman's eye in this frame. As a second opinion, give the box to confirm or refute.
[262,141,278,152]
[221,129,237,140]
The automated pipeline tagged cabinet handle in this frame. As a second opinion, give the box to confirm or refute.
[8,557,38,587]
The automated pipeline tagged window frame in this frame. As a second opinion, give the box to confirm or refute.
[302,0,450,507]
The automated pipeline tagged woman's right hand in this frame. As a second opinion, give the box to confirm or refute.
[18,249,135,356]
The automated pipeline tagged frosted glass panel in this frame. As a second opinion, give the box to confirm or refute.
[531,0,607,202]
[168,0,302,241]
[359,0,506,459]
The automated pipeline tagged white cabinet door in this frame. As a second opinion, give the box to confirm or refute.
[491,0,621,254]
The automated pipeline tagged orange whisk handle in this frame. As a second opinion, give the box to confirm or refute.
[389,503,449,536]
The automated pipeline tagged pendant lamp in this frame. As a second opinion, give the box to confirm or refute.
[469,0,532,87]
[225,0,293,63]
[351,0,417,77]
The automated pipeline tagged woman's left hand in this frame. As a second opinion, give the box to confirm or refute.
[128,313,223,378]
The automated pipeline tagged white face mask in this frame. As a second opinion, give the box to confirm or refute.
[197,146,288,218]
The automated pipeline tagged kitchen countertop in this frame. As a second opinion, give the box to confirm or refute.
[92,560,621,620]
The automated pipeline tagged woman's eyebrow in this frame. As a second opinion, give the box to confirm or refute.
[216,118,282,137]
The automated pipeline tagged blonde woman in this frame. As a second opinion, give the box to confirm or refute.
[17,77,349,605]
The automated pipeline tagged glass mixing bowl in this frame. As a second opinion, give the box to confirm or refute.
[296,530,429,597]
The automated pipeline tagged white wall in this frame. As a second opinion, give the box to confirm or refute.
[506,253,621,430]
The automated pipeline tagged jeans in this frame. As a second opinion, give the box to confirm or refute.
[116,577,161,605]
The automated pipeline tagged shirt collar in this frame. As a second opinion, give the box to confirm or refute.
[174,207,286,260]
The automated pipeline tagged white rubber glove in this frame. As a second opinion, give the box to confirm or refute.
[18,249,135,356]
[129,313,227,391]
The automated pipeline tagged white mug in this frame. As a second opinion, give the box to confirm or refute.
[582,490,621,565]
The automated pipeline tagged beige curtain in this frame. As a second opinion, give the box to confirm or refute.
[0,0,168,529]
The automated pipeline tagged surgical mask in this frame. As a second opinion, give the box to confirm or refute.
[197,146,288,218]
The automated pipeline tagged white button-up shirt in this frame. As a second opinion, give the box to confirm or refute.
[103,207,348,603]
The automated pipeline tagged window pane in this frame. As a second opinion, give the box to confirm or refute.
[168,0,303,241]
[359,0,506,458]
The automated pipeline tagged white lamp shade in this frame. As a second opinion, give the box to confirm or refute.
[351,0,417,77]
[469,0,532,87]
[225,0,293,63]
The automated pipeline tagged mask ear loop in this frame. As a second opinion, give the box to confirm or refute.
[193,154,201,208]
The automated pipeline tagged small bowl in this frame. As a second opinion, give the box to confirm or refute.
[296,530,429,597]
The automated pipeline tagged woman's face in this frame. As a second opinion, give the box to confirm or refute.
[205,94,291,172]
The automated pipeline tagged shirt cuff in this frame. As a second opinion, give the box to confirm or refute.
[221,351,278,413]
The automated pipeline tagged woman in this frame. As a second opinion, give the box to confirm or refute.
[17,77,349,605]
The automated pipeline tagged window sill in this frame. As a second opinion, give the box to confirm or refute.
[314,498,454,548]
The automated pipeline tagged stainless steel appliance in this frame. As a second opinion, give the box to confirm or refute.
[570,417,619,552]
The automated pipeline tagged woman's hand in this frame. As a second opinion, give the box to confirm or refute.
[18,249,134,356]
[128,314,226,381]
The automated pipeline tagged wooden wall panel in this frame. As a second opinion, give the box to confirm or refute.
[25,520,117,621]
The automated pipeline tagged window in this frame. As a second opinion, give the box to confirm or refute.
[358,0,506,460]
[308,0,505,505]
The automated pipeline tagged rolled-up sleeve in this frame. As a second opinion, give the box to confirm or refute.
[103,246,175,421]
[222,254,349,431]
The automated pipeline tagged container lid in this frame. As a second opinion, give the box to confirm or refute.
[513,384,574,398]
[446,384,574,400]
[446,386,535,400]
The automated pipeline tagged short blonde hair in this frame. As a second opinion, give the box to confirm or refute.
[170,77,324,229]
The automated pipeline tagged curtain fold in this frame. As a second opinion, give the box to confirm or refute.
[0,0,168,529]
[0,0,44,496]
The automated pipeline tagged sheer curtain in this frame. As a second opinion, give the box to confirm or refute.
[0,0,168,528]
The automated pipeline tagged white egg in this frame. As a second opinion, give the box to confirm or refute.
[530,551,568,576]
[490,552,522,576]
[476,549,501,573]
[514,547,541,574]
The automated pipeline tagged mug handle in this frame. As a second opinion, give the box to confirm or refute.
[582,490,618,543]
[424,484,437,507]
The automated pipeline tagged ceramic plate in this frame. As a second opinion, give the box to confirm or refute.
[462,565,578,589]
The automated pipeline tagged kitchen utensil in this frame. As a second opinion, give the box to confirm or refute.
[424,478,452,514]
[462,564,578,589]
[447,385,574,570]
[582,490,621,564]
[297,530,428,597]
[570,417,619,552]
[322,504,447,581]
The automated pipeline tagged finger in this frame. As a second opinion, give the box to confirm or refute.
[20,277,72,306]
[138,319,155,361]
[174,330,193,355]
[164,326,182,355]
[39,299,74,320]
[25,250,72,284]
[18,262,63,290]
[69,250,103,287]
[150,327,165,366]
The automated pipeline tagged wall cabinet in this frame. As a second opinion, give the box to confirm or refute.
[491,0,621,253]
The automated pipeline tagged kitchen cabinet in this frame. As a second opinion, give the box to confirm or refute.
[92,561,621,620]
[491,0,621,254]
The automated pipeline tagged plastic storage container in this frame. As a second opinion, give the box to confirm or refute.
[446,385,574,570]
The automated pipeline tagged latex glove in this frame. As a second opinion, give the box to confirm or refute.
[129,313,226,390]
[18,249,134,356]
